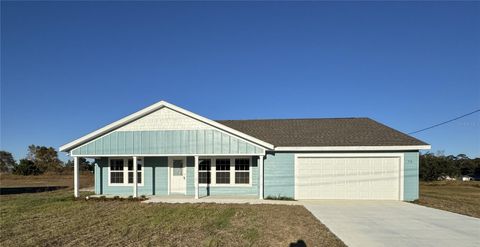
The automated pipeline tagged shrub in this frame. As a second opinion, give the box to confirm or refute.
[265,195,295,201]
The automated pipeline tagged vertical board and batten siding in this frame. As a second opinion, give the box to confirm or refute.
[72,130,264,156]
[403,152,419,201]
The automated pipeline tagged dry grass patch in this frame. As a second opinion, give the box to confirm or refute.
[0,173,93,188]
[0,190,344,246]
[417,181,480,218]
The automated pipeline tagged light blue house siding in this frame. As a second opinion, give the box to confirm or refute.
[189,158,259,197]
[94,156,260,197]
[95,157,156,196]
[262,151,420,201]
[94,151,420,201]
[263,153,295,198]
[72,130,264,156]
[151,157,169,196]
[403,152,419,201]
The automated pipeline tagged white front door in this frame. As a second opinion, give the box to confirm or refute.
[170,157,186,194]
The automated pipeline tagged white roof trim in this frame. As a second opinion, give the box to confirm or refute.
[275,145,431,151]
[59,100,274,152]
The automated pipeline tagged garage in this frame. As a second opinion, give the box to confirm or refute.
[295,155,402,200]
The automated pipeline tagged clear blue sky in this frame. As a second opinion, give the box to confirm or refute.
[1,1,479,162]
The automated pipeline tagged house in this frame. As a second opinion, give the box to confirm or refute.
[59,101,430,201]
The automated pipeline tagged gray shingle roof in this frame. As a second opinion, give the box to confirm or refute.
[216,118,428,147]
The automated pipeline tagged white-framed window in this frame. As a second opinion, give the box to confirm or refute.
[108,157,144,186]
[235,158,250,184]
[110,159,124,184]
[198,157,252,186]
[198,159,211,184]
[128,158,143,184]
[215,159,231,184]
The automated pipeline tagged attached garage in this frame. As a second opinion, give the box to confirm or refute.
[295,154,403,200]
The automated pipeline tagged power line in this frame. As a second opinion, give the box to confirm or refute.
[408,109,480,135]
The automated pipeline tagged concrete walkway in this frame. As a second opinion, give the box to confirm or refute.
[143,195,300,205]
[302,200,480,247]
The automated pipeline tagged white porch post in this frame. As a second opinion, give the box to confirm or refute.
[74,156,79,198]
[259,155,264,199]
[194,155,199,199]
[133,156,138,198]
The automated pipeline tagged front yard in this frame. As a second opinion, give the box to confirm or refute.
[0,189,344,246]
[417,181,480,218]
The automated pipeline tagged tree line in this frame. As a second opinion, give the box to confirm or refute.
[420,152,480,181]
[0,145,92,175]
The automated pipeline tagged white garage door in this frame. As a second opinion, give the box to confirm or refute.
[296,156,401,200]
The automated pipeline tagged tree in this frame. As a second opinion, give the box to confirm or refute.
[64,157,93,172]
[13,159,41,176]
[419,152,480,181]
[0,151,16,173]
[27,145,63,173]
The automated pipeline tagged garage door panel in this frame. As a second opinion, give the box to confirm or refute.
[296,156,400,200]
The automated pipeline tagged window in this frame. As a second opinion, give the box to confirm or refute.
[128,158,142,184]
[215,159,230,184]
[109,158,143,186]
[196,157,252,186]
[110,159,124,184]
[235,158,250,184]
[173,160,183,176]
[198,159,211,184]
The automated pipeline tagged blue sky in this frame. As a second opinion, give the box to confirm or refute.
[1,1,479,161]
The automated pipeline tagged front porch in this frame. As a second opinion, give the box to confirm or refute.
[72,155,265,200]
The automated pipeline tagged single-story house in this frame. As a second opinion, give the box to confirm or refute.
[60,101,430,201]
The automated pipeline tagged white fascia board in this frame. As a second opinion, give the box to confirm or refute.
[275,145,431,151]
[60,101,166,152]
[59,100,274,152]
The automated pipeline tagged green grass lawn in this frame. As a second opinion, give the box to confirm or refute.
[417,181,480,218]
[0,190,345,247]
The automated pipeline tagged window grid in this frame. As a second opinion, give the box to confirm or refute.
[127,159,143,184]
[109,158,143,185]
[215,159,231,184]
[235,158,250,184]
[199,159,211,184]
[110,159,124,184]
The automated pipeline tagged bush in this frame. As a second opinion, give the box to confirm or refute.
[265,195,295,201]
[13,159,41,176]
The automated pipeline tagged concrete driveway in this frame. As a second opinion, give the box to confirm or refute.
[302,200,480,247]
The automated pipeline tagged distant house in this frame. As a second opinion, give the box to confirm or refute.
[60,101,430,201]
[438,175,456,181]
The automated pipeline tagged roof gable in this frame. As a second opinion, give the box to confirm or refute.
[60,101,274,152]
[117,107,211,131]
